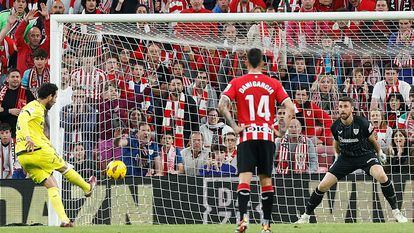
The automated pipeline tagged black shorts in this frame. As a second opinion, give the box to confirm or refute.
[237,140,276,177]
[328,153,381,180]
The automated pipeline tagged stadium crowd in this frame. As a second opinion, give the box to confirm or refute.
[0,0,414,180]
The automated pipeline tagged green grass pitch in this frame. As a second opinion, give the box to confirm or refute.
[0,223,413,233]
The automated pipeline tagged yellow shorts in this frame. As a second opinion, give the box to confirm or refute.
[18,147,66,184]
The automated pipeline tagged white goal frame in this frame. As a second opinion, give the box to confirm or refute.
[48,11,414,226]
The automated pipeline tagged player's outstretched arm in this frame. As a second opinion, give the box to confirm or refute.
[218,96,244,134]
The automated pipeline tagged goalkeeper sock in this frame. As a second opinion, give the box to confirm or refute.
[48,187,70,223]
[305,187,325,215]
[63,169,90,193]
[237,183,250,221]
[381,179,398,210]
[261,186,274,224]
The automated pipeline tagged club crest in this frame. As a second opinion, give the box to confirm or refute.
[353,128,359,135]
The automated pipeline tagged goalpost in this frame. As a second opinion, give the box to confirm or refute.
[49,11,414,226]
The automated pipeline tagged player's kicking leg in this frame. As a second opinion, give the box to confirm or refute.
[57,164,97,198]
[295,172,338,224]
[369,165,407,223]
[259,175,274,233]
[235,172,252,233]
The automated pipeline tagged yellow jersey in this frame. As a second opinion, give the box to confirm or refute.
[15,100,51,154]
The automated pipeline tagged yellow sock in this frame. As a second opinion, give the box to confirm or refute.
[64,169,90,193]
[48,187,70,223]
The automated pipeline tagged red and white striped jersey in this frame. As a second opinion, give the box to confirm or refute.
[70,67,106,99]
[0,37,15,75]
[162,0,188,13]
[222,73,289,143]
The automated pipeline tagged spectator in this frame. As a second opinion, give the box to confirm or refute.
[342,67,373,117]
[60,67,74,108]
[213,0,230,12]
[0,11,17,85]
[68,142,97,179]
[104,55,131,100]
[199,144,237,176]
[180,131,209,176]
[0,69,35,138]
[229,0,266,13]
[22,48,50,98]
[360,54,381,86]
[159,131,184,175]
[370,109,392,154]
[187,70,218,121]
[118,49,131,76]
[371,63,411,111]
[172,60,192,87]
[387,129,411,174]
[195,48,221,88]
[71,47,106,101]
[273,0,300,12]
[62,49,77,73]
[385,92,408,129]
[157,76,199,148]
[49,0,66,14]
[111,0,139,13]
[121,122,162,176]
[60,88,98,158]
[81,0,102,13]
[274,107,287,137]
[388,19,414,84]
[142,43,171,88]
[199,108,233,149]
[223,131,237,168]
[128,107,145,131]
[288,56,314,96]
[275,119,318,174]
[311,74,340,118]
[293,85,333,147]
[315,0,338,11]
[98,84,129,140]
[0,0,27,38]
[47,0,82,14]
[398,101,414,145]
[0,123,14,179]
[347,0,376,11]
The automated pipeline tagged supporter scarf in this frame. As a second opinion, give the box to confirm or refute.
[0,85,27,109]
[0,141,14,179]
[161,145,177,175]
[137,78,152,112]
[349,83,369,117]
[237,1,254,12]
[276,136,308,174]
[192,86,208,117]
[29,68,50,89]
[162,93,185,148]
[385,80,400,101]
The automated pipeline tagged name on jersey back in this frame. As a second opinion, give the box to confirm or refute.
[238,81,275,94]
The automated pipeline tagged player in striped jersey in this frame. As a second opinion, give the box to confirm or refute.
[219,48,295,233]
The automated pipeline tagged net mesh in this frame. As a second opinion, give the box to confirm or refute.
[55,15,414,225]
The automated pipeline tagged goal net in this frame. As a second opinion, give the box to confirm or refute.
[49,11,414,226]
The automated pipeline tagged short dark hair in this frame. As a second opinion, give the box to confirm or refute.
[294,84,310,97]
[247,48,263,68]
[0,123,11,131]
[7,68,20,76]
[384,63,400,72]
[138,122,150,130]
[32,48,48,59]
[211,144,227,153]
[38,83,58,99]
[338,96,354,105]
[81,0,101,8]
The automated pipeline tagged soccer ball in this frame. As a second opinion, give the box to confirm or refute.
[106,160,127,180]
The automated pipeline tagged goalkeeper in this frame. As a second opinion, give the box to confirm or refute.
[296,96,407,224]
[15,83,96,227]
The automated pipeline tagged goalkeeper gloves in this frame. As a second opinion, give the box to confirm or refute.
[378,150,387,165]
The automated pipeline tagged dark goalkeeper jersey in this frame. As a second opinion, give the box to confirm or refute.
[331,115,376,158]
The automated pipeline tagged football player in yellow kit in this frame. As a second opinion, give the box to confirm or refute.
[16,83,96,227]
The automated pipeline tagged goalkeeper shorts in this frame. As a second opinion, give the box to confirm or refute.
[18,146,66,184]
[328,153,380,180]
